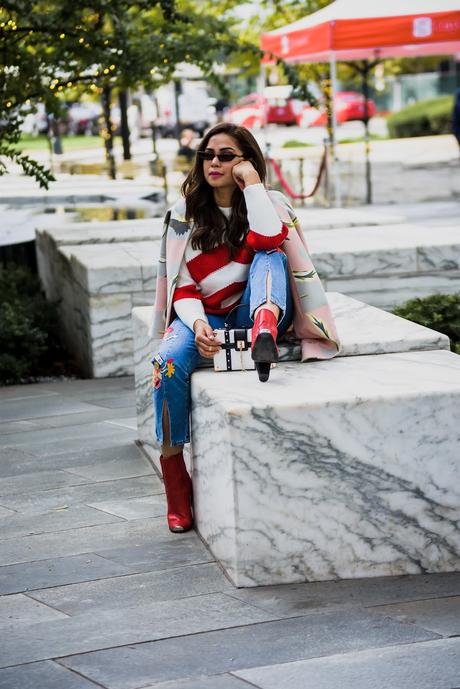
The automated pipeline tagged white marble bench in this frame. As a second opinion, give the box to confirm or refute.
[132,293,459,587]
[37,217,460,377]
[132,291,450,465]
[191,349,460,586]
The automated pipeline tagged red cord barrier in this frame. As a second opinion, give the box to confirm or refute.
[266,145,327,200]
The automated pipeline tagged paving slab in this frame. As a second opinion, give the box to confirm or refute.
[233,637,460,689]
[58,608,436,689]
[0,594,68,627]
[0,593,277,667]
[369,595,460,637]
[1,374,458,689]
[0,446,36,465]
[87,495,166,519]
[0,503,125,541]
[0,420,38,435]
[0,659,103,689]
[138,676,254,689]
[25,376,135,398]
[86,393,137,409]
[227,572,460,617]
[0,423,135,455]
[0,476,163,515]
[24,406,137,430]
[0,442,156,481]
[0,387,60,401]
[0,470,90,497]
[0,519,192,567]
[30,562,232,614]
[0,397,104,423]
[104,417,138,430]
[0,553,133,595]
[92,537,215,573]
[64,453,152,481]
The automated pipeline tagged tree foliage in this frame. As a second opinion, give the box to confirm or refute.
[0,0,266,185]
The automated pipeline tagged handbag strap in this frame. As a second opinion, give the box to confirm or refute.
[224,303,250,330]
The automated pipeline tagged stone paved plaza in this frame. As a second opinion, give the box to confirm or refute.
[0,376,459,688]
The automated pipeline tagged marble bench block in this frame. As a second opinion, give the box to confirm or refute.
[42,241,159,377]
[132,292,449,474]
[295,207,405,229]
[191,350,460,587]
[37,219,460,378]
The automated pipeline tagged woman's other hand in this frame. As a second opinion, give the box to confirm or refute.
[193,320,221,358]
[231,160,261,191]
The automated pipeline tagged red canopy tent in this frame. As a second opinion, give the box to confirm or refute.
[261,0,460,204]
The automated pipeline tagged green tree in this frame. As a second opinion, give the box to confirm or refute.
[0,0,264,186]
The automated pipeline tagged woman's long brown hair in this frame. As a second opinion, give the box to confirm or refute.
[181,123,267,254]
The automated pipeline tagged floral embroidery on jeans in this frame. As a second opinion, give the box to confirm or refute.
[166,358,175,378]
[151,361,162,389]
[164,326,177,341]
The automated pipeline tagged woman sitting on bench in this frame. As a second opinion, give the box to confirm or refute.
[150,122,339,533]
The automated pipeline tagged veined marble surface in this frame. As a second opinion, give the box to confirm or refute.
[59,241,160,295]
[132,292,449,488]
[328,271,460,310]
[191,350,460,586]
[306,224,460,279]
[295,207,404,229]
[36,218,163,247]
[37,219,459,378]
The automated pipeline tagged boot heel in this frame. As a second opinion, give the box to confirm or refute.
[252,331,278,363]
[255,361,271,383]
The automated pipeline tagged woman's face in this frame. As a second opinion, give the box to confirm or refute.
[202,133,244,194]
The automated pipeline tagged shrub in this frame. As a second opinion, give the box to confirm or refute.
[387,96,453,139]
[393,294,460,354]
[0,264,76,385]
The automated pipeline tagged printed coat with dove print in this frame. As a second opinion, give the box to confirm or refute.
[149,189,340,362]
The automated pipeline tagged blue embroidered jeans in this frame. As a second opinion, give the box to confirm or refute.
[151,250,293,446]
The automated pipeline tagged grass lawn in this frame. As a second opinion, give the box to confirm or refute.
[15,135,115,152]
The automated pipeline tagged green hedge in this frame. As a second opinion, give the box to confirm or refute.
[0,264,76,385]
[387,96,453,138]
[393,294,460,354]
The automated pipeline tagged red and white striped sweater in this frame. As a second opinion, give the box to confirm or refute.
[173,184,288,330]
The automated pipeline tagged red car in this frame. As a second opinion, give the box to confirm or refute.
[226,89,376,129]
[225,86,299,129]
[297,91,377,127]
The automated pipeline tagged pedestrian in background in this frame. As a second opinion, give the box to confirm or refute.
[453,88,460,157]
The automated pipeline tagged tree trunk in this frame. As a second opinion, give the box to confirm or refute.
[101,86,116,180]
[174,79,182,142]
[118,90,131,160]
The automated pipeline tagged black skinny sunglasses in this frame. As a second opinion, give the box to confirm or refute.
[196,151,243,162]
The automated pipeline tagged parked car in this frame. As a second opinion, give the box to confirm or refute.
[225,86,299,128]
[226,87,377,129]
[297,91,377,127]
[225,93,266,129]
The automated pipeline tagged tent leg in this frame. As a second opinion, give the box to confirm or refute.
[258,64,267,152]
[330,53,342,207]
[362,60,373,204]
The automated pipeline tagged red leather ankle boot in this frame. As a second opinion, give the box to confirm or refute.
[160,452,193,533]
[251,308,279,383]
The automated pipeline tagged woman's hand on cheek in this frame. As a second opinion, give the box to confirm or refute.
[193,320,221,358]
[232,160,261,190]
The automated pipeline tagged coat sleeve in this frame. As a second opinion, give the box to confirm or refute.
[268,190,341,361]
[243,183,289,251]
[149,210,170,340]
